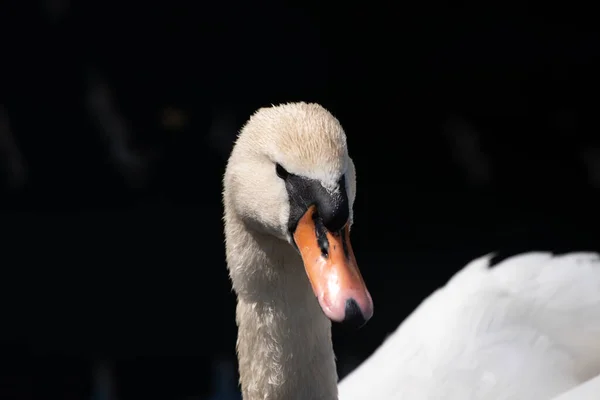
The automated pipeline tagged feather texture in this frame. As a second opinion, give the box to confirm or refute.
[339,252,600,400]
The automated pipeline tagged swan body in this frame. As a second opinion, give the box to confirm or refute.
[222,101,600,400]
[338,252,600,400]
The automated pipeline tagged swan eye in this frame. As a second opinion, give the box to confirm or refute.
[275,163,289,179]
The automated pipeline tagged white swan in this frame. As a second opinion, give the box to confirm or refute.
[222,102,600,400]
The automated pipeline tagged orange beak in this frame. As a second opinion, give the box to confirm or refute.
[293,205,373,326]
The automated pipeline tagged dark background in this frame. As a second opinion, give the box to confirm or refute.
[1,1,599,399]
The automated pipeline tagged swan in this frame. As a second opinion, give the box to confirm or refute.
[222,102,600,400]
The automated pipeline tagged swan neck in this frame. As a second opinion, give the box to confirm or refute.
[225,219,339,400]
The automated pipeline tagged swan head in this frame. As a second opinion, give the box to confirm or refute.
[224,102,373,327]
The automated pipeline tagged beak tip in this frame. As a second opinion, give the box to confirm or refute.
[341,298,373,329]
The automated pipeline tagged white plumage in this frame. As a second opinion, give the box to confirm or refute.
[339,252,600,400]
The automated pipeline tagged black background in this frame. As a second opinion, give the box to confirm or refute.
[1,1,599,399]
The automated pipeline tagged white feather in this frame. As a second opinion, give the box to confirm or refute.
[338,252,600,400]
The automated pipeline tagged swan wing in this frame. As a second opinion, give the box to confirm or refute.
[338,252,600,400]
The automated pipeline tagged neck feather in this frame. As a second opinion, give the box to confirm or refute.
[225,216,339,400]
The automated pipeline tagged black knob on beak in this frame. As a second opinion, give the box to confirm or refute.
[314,178,349,233]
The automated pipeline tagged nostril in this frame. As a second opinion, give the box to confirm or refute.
[312,212,330,258]
[343,298,367,329]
